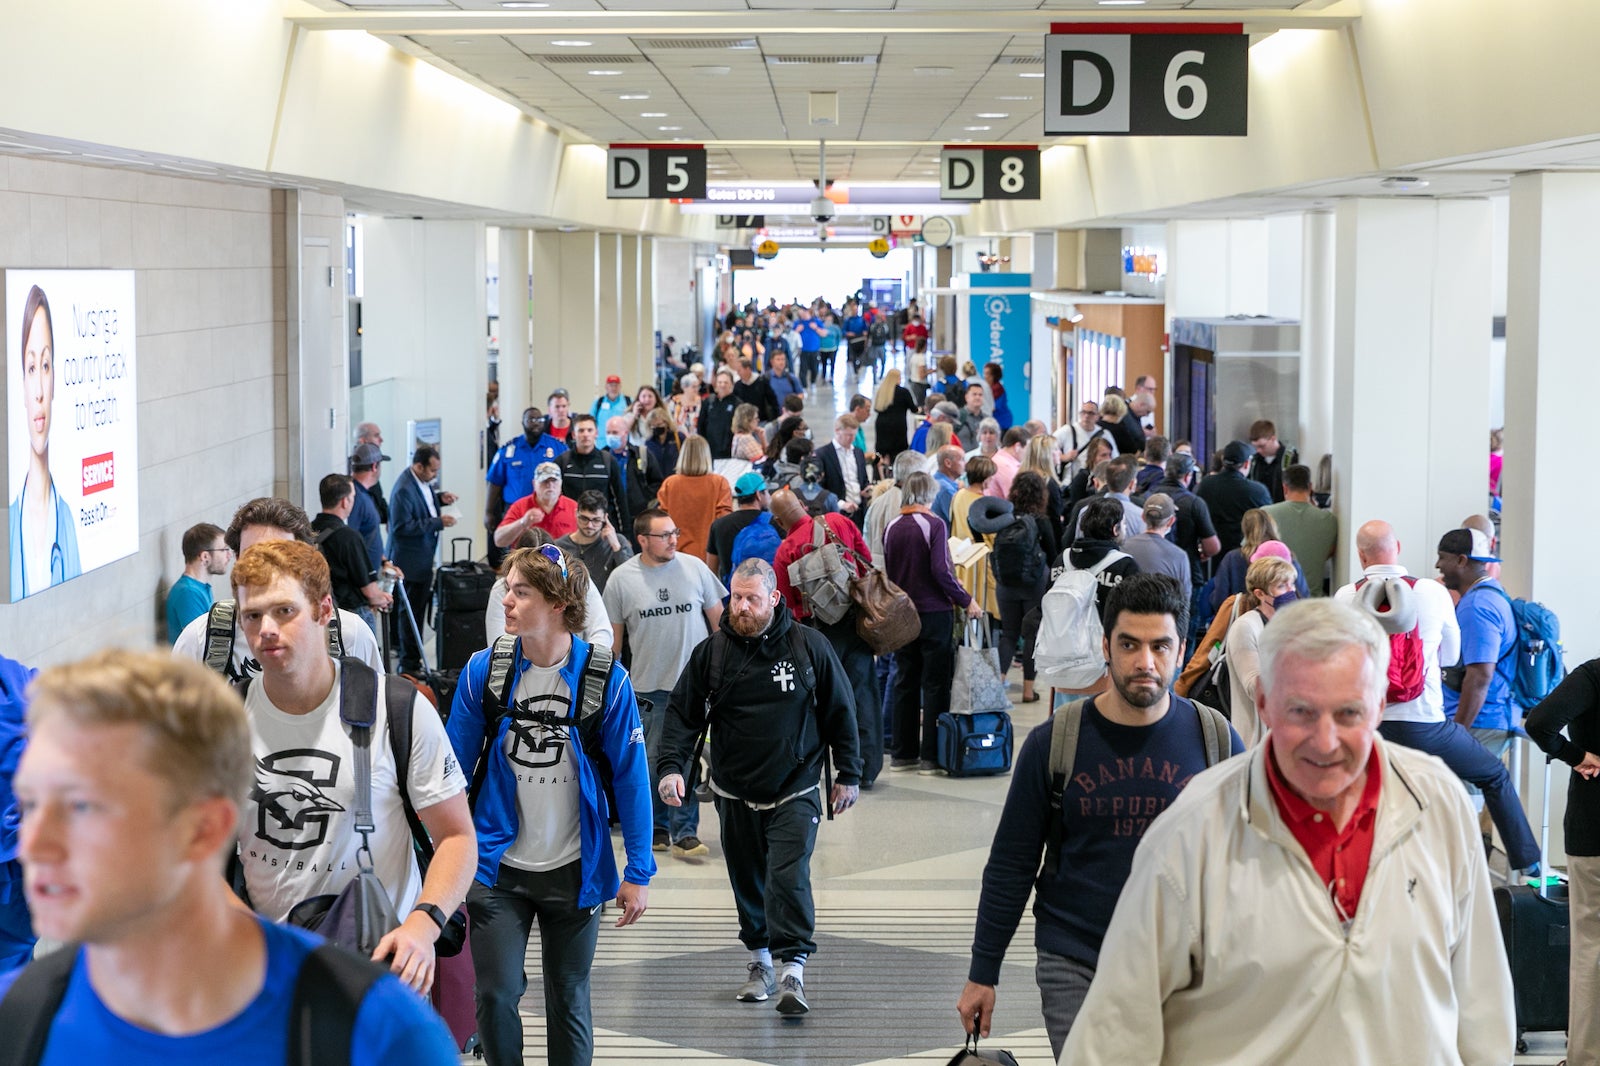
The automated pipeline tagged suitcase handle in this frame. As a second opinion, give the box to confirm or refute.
[449,537,474,564]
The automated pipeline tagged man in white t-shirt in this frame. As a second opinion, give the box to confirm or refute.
[232,539,475,995]
[174,497,382,682]
[1334,519,1539,872]
[603,507,726,858]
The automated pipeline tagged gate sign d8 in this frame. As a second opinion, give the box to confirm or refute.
[1043,24,1247,137]
[940,147,1041,202]
[607,146,708,199]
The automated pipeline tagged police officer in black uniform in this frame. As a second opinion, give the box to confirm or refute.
[657,557,861,1017]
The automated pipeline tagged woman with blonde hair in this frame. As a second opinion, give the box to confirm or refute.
[873,367,918,462]
[1224,555,1299,746]
[645,406,682,475]
[1209,509,1308,612]
[922,422,955,466]
[1021,433,1066,543]
[655,434,731,562]
[730,403,766,463]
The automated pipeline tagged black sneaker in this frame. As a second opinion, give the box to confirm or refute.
[775,973,809,1015]
[672,835,710,859]
[652,828,669,852]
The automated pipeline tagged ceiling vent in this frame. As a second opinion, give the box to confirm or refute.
[766,55,878,67]
[535,54,642,65]
[635,37,757,51]
[1002,56,1045,66]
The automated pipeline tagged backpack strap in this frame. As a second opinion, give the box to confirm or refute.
[783,625,830,819]
[326,611,346,659]
[1189,698,1231,767]
[576,644,615,757]
[385,677,433,868]
[287,943,384,1066]
[336,659,379,867]
[203,600,237,676]
[1044,700,1088,877]
[470,635,521,805]
[0,944,80,1066]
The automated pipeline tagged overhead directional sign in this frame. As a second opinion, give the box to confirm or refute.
[1043,23,1248,136]
[940,147,1041,202]
[607,145,708,199]
[869,217,892,237]
[868,237,891,258]
[756,239,780,260]
[716,214,765,229]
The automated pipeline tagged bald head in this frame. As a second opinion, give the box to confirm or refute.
[1461,514,1496,550]
[769,488,808,533]
[937,445,966,477]
[1355,520,1400,567]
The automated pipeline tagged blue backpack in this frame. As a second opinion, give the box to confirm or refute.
[1483,586,1567,709]
[730,512,782,571]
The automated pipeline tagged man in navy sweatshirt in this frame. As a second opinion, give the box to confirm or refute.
[956,574,1243,1058]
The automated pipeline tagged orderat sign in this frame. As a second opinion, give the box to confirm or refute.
[940,147,1041,201]
[1043,23,1248,136]
[606,145,708,199]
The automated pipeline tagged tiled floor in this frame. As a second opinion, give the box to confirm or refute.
[463,354,1572,1064]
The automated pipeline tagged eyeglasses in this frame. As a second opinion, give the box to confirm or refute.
[576,513,605,526]
[640,528,681,540]
[205,545,232,556]
[536,544,568,577]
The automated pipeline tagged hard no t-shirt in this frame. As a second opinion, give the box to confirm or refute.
[602,554,726,692]
[0,917,457,1065]
[239,665,467,921]
[173,608,382,684]
[502,652,583,872]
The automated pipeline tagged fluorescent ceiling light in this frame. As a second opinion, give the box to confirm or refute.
[658,125,683,131]
[1019,72,1044,79]
[915,66,953,76]
[1099,0,1147,5]
[588,69,622,76]
[964,125,992,131]
[976,112,1009,119]
[695,65,731,75]
[641,111,667,117]
[499,2,548,7]
[619,93,650,100]
[551,40,592,47]
[997,95,1033,101]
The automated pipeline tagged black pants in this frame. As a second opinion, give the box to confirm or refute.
[996,581,1046,682]
[715,790,823,962]
[815,615,881,787]
[468,862,602,1066]
[892,609,955,763]
[396,572,433,673]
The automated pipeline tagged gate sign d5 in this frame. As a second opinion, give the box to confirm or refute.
[607,145,708,199]
[1043,23,1247,137]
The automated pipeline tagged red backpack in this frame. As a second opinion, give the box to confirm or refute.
[1356,575,1426,704]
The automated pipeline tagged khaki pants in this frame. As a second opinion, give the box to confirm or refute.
[1571,855,1600,1065]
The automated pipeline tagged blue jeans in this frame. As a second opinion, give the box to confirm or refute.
[636,689,700,842]
[1380,719,1540,869]
[468,861,602,1066]
[875,653,897,751]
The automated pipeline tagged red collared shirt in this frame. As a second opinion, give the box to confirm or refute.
[1263,737,1383,923]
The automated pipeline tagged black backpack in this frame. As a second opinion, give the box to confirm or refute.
[868,317,890,344]
[0,938,383,1066]
[989,515,1044,586]
[473,635,620,822]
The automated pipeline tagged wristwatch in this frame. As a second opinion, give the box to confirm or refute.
[412,902,448,933]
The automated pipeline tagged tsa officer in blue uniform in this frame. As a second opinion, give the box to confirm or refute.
[486,406,568,566]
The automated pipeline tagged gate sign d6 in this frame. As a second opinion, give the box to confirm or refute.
[1043,24,1247,137]
[940,147,1041,202]
[607,145,708,199]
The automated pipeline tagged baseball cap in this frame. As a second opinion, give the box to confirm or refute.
[1142,493,1176,525]
[534,462,562,483]
[1438,527,1500,563]
[1250,540,1293,562]
[605,374,622,385]
[934,401,961,421]
[733,471,768,497]
[1221,440,1253,466]
[351,442,389,465]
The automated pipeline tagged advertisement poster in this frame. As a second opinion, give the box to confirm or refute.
[6,270,138,602]
[967,273,1032,420]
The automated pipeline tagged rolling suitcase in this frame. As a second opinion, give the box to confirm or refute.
[935,711,1014,777]
[395,580,460,719]
[434,537,496,671]
[432,918,480,1054]
[1493,744,1569,1053]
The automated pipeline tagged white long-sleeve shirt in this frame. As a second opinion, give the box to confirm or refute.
[1060,739,1515,1066]
[1334,566,1459,724]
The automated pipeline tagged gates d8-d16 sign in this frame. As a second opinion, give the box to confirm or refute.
[1043,24,1248,137]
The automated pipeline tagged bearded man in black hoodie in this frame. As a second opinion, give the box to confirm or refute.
[657,557,861,1018]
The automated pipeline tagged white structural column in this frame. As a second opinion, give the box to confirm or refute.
[618,234,642,392]
[497,227,531,426]
[1299,211,1336,467]
[530,230,601,408]
[1503,173,1600,663]
[1330,198,1492,584]
[637,236,656,383]
[596,233,621,396]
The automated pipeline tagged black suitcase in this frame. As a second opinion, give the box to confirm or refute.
[935,711,1014,777]
[434,537,496,671]
[1493,746,1569,1053]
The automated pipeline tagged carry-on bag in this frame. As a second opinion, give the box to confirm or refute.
[935,709,1013,778]
[1494,744,1569,1054]
[434,537,496,670]
[950,619,1011,715]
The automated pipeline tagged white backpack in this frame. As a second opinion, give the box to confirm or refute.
[1033,551,1128,689]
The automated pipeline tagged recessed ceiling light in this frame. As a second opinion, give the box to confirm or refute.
[551,40,592,47]
[997,95,1033,101]
[976,112,1009,119]
[1099,0,1147,5]
[951,138,974,143]
[915,66,954,76]
[641,112,667,117]
[499,2,548,8]
[658,125,683,131]
[694,65,731,76]
[1019,72,1045,79]
[588,69,622,76]
[964,125,992,132]
[619,93,650,100]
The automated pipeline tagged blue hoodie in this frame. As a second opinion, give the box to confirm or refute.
[446,637,655,905]
[0,655,33,874]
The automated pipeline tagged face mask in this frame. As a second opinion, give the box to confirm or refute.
[1271,590,1299,611]
[803,428,813,440]
[606,433,624,450]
